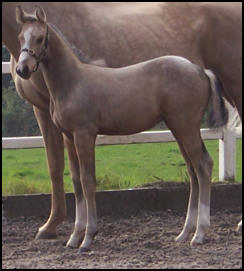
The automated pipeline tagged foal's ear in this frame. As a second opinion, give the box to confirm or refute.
[16,6,26,24]
[35,5,46,23]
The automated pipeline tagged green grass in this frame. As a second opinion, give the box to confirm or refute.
[2,139,242,195]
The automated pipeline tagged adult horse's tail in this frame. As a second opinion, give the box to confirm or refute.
[204,69,229,128]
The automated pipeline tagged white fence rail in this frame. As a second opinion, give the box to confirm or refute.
[2,62,10,74]
[2,62,242,181]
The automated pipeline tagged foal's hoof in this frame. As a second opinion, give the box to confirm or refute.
[175,234,188,243]
[66,242,80,249]
[66,234,84,249]
[175,230,192,243]
[190,236,204,246]
[78,246,91,253]
[35,230,57,240]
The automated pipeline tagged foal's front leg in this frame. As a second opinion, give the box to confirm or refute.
[64,135,87,248]
[74,130,98,252]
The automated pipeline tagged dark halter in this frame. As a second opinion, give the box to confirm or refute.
[20,25,49,72]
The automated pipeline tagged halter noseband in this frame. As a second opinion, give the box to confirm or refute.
[20,25,49,72]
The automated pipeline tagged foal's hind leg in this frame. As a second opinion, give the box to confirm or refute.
[174,142,199,242]
[168,123,213,245]
[64,136,87,249]
[190,141,213,245]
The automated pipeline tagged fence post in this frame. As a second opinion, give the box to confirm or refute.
[219,128,236,181]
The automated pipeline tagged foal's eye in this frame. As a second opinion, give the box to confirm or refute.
[37,36,43,44]
[18,35,24,42]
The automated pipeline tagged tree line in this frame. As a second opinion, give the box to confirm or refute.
[2,46,40,137]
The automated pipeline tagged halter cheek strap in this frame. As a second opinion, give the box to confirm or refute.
[20,25,49,72]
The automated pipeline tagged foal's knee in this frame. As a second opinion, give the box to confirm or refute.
[72,176,83,200]
[81,176,96,198]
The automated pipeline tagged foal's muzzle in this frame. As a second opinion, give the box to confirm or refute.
[20,48,47,72]
[16,65,30,79]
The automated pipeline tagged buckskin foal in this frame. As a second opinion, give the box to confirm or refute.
[16,6,229,252]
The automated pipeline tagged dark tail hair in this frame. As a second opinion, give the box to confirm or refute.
[204,69,228,128]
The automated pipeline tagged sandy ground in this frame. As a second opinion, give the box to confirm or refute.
[2,207,242,269]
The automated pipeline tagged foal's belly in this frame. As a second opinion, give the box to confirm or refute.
[98,108,163,135]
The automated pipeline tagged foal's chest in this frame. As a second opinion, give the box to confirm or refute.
[49,99,72,136]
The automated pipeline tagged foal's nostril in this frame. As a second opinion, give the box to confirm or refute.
[16,65,29,78]
[22,66,29,77]
[16,66,22,77]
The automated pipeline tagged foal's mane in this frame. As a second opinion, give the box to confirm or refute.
[47,23,89,64]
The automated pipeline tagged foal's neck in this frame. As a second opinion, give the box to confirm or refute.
[42,24,84,99]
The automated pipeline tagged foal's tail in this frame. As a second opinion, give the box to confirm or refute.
[204,69,228,128]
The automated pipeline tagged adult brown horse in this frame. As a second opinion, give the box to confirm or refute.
[16,6,228,252]
[2,2,242,243]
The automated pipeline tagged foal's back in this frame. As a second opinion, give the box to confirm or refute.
[74,56,210,135]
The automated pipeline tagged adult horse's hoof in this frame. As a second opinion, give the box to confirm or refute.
[236,223,242,233]
[35,230,57,240]
[236,219,242,233]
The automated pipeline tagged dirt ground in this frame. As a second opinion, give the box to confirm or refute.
[2,207,242,269]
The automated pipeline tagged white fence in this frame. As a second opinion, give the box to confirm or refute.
[2,62,10,74]
[2,62,242,181]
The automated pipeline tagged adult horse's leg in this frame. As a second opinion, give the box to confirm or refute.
[221,80,242,232]
[33,107,66,239]
[74,130,98,252]
[229,81,242,233]
[64,135,87,248]
[237,220,242,232]
[220,77,242,122]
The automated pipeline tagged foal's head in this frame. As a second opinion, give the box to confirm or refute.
[16,6,48,79]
